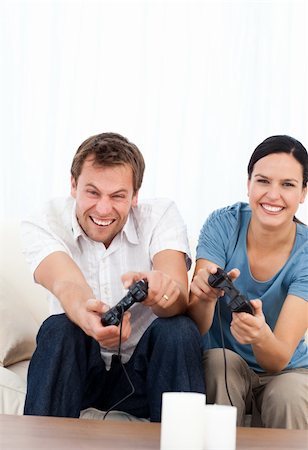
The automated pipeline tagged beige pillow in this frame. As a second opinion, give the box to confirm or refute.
[0,277,38,367]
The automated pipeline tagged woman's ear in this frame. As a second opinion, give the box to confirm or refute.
[299,185,307,204]
[247,178,251,197]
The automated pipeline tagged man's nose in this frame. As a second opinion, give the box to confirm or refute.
[96,197,113,215]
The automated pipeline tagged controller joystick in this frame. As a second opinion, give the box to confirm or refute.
[208,268,253,315]
[101,279,148,327]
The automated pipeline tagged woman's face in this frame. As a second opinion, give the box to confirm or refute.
[247,152,307,230]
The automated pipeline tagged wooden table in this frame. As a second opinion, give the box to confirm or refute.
[0,414,307,450]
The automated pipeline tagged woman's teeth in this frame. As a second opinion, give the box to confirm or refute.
[262,204,283,212]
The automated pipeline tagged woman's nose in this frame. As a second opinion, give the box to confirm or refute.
[265,184,281,200]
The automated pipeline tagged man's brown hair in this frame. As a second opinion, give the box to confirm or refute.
[71,132,145,192]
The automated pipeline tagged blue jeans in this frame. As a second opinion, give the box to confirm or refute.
[24,314,205,421]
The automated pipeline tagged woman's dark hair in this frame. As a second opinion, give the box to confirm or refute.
[247,135,308,224]
[248,135,308,187]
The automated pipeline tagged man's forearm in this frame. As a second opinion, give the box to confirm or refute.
[52,279,94,322]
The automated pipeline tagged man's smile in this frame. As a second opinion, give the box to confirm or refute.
[90,216,116,226]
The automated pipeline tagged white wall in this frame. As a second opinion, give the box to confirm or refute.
[1,0,307,238]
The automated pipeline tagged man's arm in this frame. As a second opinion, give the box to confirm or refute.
[122,249,189,317]
[150,249,189,316]
[35,251,93,318]
[34,251,131,346]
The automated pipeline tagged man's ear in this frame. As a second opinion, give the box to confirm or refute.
[71,176,77,198]
[132,191,139,207]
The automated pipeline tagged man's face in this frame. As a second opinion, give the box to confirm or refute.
[71,157,138,247]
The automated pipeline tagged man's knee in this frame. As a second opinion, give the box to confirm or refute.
[37,313,83,344]
[150,316,202,347]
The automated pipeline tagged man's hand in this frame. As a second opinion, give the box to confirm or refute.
[34,252,132,349]
[122,270,180,310]
[230,299,266,344]
[75,298,132,349]
[121,249,189,317]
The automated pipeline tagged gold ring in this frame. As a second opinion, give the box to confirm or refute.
[162,294,169,301]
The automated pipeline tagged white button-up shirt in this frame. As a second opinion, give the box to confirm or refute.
[21,197,191,366]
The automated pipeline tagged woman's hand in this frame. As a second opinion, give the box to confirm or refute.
[191,265,240,304]
[230,299,267,344]
[188,261,240,334]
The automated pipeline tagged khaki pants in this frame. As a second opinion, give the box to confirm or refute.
[203,348,308,429]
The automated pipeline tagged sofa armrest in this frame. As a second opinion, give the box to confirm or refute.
[0,366,26,414]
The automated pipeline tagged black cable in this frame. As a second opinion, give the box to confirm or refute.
[217,299,234,407]
[103,306,135,420]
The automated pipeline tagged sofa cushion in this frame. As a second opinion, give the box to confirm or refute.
[80,408,149,422]
[0,276,39,367]
[0,366,27,414]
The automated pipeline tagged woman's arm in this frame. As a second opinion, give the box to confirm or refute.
[230,295,308,372]
[187,259,221,334]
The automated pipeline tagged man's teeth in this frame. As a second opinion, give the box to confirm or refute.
[92,217,114,226]
[262,204,283,212]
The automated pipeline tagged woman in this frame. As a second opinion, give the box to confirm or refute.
[188,135,308,429]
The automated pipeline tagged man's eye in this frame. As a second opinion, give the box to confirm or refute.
[283,182,295,187]
[257,179,269,184]
[87,190,99,196]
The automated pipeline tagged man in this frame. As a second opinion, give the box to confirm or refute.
[22,132,205,421]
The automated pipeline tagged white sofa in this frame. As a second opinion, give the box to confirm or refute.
[0,221,48,415]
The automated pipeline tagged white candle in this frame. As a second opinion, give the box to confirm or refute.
[160,392,206,450]
[203,404,237,450]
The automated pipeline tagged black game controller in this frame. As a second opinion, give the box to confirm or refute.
[208,268,254,315]
[101,279,149,327]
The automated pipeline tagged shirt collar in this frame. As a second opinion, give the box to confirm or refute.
[122,208,139,245]
[71,201,85,241]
